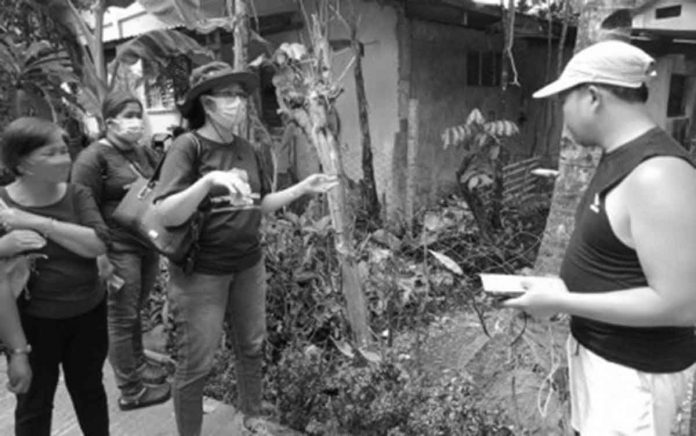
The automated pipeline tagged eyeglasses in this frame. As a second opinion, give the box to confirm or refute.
[210,90,248,99]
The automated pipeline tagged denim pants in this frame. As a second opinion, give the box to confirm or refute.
[169,259,267,436]
[107,240,159,394]
[15,300,109,436]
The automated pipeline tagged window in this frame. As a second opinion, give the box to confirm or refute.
[467,51,501,87]
[144,56,191,110]
[145,75,176,110]
[655,5,681,19]
[667,74,687,118]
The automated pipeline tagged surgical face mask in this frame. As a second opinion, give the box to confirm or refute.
[111,118,144,144]
[204,96,247,130]
[21,143,72,183]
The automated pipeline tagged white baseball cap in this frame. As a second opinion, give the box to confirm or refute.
[532,40,656,99]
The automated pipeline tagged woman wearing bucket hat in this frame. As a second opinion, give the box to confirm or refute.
[154,61,338,436]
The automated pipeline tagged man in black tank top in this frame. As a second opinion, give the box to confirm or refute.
[504,40,696,435]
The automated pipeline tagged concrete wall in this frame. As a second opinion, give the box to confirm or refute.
[632,0,696,32]
[646,54,696,149]
[393,20,558,216]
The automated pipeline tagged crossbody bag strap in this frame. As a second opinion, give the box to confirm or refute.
[100,139,147,178]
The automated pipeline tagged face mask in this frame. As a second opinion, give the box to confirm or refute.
[204,96,247,129]
[22,155,72,184]
[112,118,144,143]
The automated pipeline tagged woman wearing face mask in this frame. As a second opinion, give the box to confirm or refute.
[0,117,109,435]
[154,62,338,436]
[71,91,171,411]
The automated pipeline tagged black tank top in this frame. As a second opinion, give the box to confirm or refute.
[560,127,696,373]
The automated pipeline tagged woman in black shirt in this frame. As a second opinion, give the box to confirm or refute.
[71,91,171,411]
[0,117,110,436]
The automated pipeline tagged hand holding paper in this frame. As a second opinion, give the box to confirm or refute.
[480,273,568,318]
[498,274,568,318]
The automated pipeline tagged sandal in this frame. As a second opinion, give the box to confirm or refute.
[118,383,171,411]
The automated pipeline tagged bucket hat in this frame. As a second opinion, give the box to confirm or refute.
[177,61,258,116]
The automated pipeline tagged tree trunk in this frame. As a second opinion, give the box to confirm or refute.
[351,29,380,223]
[93,0,107,83]
[234,0,250,139]
[305,94,371,347]
[534,0,636,275]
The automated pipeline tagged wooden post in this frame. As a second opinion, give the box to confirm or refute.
[233,0,250,139]
[405,99,419,232]
[93,0,107,83]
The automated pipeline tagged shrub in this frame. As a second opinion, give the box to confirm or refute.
[267,344,514,436]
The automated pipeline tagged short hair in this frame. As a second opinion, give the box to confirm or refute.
[561,83,649,104]
[597,83,649,103]
[101,90,143,121]
[0,117,62,176]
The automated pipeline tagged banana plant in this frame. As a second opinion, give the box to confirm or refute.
[28,0,213,122]
[0,35,80,120]
[442,108,519,239]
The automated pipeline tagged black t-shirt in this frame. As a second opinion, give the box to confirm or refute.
[154,132,271,274]
[560,128,696,373]
[0,184,109,319]
[71,140,159,248]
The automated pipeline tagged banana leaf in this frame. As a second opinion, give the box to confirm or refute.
[108,28,213,84]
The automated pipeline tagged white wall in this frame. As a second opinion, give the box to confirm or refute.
[632,1,696,32]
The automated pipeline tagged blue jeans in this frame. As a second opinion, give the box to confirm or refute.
[106,240,160,394]
[169,259,267,436]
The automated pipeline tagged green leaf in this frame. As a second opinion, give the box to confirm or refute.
[109,28,214,79]
[466,108,485,126]
[467,175,480,190]
[357,347,382,364]
[478,174,494,187]
[489,144,501,160]
[429,249,463,276]
[331,338,355,359]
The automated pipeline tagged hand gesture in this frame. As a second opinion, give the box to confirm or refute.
[301,174,340,195]
[97,255,115,281]
[0,230,46,257]
[7,354,32,394]
[206,169,252,198]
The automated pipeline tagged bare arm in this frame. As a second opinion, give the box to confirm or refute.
[260,174,339,214]
[506,157,696,327]
[42,218,106,258]
[0,211,105,258]
[260,184,305,214]
[0,277,28,351]
[156,171,253,227]
[156,175,214,227]
[31,214,105,258]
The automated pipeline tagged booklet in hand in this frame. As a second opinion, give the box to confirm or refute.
[479,273,564,298]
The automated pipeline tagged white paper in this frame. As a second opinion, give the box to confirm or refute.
[479,273,564,294]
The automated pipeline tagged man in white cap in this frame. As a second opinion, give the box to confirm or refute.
[504,40,696,435]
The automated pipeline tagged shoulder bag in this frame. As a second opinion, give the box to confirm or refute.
[111,134,204,272]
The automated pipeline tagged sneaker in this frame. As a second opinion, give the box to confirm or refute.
[243,416,274,436]
[139,361,168,385]
[118,383,171,411]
